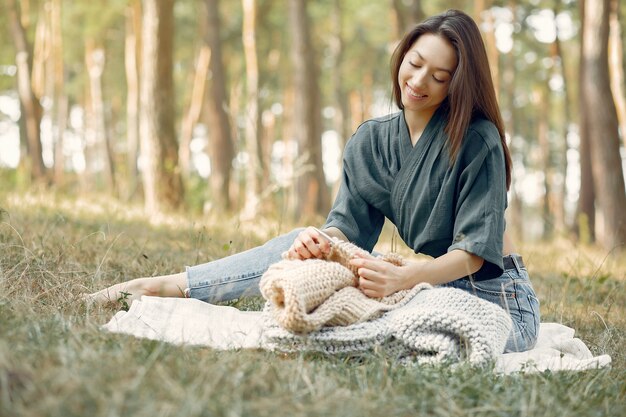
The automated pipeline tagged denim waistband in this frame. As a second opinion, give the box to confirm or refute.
[503,254,524,271]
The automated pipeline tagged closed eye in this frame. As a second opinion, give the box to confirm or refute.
[410,61,447,83]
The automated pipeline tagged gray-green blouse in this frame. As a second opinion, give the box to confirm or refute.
[323,107,507,280]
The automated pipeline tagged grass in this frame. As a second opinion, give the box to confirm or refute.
[1,190,624,417]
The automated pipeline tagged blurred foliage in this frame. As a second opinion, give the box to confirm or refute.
[0,0,625,239]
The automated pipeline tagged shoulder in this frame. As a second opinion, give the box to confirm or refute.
[454,117,505,169]
[353,112,402,136]
[360,111,403,127]
[464,117,502,152]
[346,112,403,151]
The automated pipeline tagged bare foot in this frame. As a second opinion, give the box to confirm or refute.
[83,278,149,307]
[83,272,188,307]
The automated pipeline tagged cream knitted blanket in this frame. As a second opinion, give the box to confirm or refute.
[258,239,512,364]
[259,239,420,333]
[262,285,513,365]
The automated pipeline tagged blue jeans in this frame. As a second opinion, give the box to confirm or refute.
[186,229,302,302]
[186,230,540,353]
[441,261,541,353]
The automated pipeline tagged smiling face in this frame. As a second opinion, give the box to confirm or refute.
[397,33,458,119]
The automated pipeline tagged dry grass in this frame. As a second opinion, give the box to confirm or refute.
[0,190,624,417]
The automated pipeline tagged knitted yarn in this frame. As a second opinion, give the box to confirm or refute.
[262,286,513,366]
[259,239,420,334]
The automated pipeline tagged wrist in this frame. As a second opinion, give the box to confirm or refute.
[323,227,348,242]
[403,261,428,288]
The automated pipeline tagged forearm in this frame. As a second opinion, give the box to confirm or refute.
[350,248,485,297]
[403,249,484,287]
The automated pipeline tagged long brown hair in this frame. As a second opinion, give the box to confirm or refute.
[391,9,512,190]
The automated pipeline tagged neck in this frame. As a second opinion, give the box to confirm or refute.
[404,108,437,146]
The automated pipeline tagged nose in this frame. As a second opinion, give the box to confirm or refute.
[409,67,427,89]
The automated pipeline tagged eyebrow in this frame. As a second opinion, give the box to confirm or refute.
[411,50,454,75]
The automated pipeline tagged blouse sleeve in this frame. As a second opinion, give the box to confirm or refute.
[447,128,507,279]
[323,131,385,252]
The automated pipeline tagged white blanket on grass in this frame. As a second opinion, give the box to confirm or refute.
[102,296,611,374]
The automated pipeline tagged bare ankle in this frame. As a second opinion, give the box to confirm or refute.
[136,277,160,297]
[143,273,189,298]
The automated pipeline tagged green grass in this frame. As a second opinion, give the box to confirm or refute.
[1,190,624,417]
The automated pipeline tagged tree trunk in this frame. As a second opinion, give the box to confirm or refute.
[50,0,66,186]
[329,0,350,155]
[582,0,626,250]
[281,85,297,215]
[577,0,595,243]
[536,87,553,240]
[349,89,364,133]
[256,2,273,200]
[551,0,571,235]
[409,0,424,25]
[139,0,183,213]
[609,0,626,149]
[474,0,486,23]
[390,0,406,40]
[125,1,141,200]
[6,0,46,182]
[390,0,424,39]
[204,0,235,211]
[260,108,275,196]
[288,0,329,217]
[485,15,499,97]
[85,39,116,193]
[31,8,46,104]
[478,1,499,95]
[503,0,523,241]
[241,0,264,219]
[179,45,210,180]
[229,82,245,208]
[82,83,96,188]
[361,72,373,121]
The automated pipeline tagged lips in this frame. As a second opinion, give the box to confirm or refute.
[406,84,427,99]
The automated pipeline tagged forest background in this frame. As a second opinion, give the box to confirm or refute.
[1,1,625,416]
[2,0,626,250]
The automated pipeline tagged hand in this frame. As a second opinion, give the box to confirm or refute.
[287,226,333,260]
[350,254,415,298]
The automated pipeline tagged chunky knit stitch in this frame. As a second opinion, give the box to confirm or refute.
[262,286,513,365]
[259,239,420,333]
[258,238,512,365]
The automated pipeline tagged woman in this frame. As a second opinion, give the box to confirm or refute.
[89,9,540,353]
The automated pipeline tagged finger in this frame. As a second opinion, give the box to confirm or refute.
[349,257,367,268]
[300,233,324,259]
[291,239,313,259]
[359,280,383,298]
[351,251,377,260]
[358,275,381,291]
[362,289,382,298]
[351,258,384,273]
[316,233,331,255]
[311,227,334,255]
[358,275,372,289]
[307,227,335,256]
[289,247,304,260]
[357,267,381,283]
[350,257,381,269]
[296,243,314,259]
[293,232,313,257]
